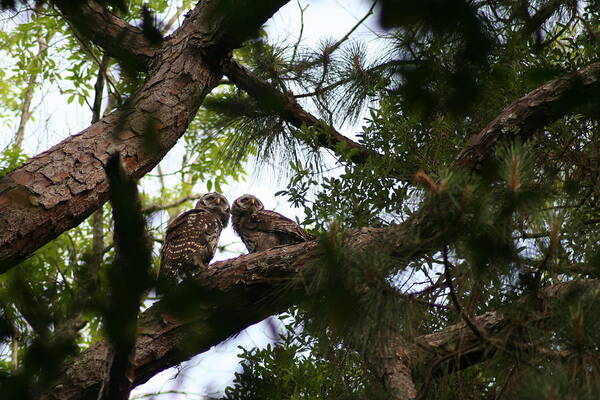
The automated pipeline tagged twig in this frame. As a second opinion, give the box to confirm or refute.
[442,246,488,345]
[294,59,417,98]
[495,363,517,400]
[290,0,308,65]
[327,0,376,55]
[142,194,203,214]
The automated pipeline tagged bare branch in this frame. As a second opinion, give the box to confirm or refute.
[142,194,203,215]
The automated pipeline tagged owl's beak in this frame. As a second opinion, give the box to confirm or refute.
[251,198,256,205]
[216,198,221,204]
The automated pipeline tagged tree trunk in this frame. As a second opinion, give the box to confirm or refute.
[0,0,289,273]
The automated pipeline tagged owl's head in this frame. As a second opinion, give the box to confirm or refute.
[231,194,264,216]
[196,192,230,226]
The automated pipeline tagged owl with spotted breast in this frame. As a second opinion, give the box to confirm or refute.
[159,192,230,283]
[231,194,312,253]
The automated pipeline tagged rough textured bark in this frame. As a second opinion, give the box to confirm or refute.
[40,222,592,400]
[0,0,290,273]
[366,326,417,400]
[41,240,319,400]
[455,61,600,168]
[51,0,156,71]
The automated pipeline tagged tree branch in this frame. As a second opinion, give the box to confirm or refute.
[412,280,598,384]
[0,0,291,274]
[40,224,433,400]
[366,325,417,399]
[224,58,600,178]
[455,61,600,169]
[39,219,597,400]
[142,194,203,215]
[221,58,380,165]
[51,0,156,72]
[13,4,49,150]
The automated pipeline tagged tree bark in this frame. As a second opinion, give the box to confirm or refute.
[410,281,593,379]
[0,0,290,273]
[366,325,417,399]
[455,61,600,169]
[40,223,594,400]
[51,0,156,72]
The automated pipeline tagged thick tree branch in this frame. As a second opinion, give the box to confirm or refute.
[455,61,600,168]
[51,0,156,72]
[40,225,425,400]
[367,325,417,399]
[40,240,319,400]
[40,217,596,400]
[0,0,290,274]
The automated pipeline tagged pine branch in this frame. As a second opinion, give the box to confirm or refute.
[442,246,488,345]
[40,225,598,400]
[455,61,600,169]
[221,58,381,166]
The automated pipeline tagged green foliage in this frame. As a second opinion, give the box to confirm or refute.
[1,1,600,399]
[0,145,29,177]
[223,309,377,400]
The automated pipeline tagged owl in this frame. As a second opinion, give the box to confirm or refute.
[231,194,312,253]
[159,192,230,283]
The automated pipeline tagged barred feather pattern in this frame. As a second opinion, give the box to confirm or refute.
[160,208,223,283]
[232,194,312,253]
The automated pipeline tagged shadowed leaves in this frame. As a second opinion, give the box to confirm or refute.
[97,153,152,400]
